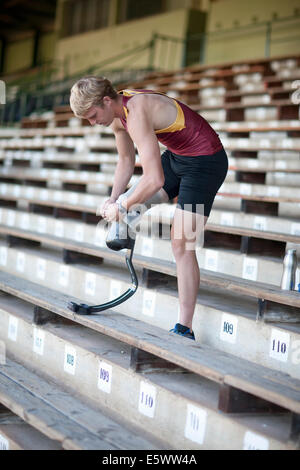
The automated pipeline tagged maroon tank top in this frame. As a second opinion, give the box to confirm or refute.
[118,89,223,156]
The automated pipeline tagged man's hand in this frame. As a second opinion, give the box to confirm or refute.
[98,197,116,218]
[103,202,121,222]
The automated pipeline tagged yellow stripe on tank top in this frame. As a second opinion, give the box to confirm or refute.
[119,89,186,134]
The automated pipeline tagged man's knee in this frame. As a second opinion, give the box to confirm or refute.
[171,209,206,254]
[171,237,197,257]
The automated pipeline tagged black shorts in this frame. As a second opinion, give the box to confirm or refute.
[161,147,228,217]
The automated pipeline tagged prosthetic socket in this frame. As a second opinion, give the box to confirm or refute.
[106,181,164,251]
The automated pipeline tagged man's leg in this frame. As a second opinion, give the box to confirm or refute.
[117,182,169,230]
[170,207,207,331]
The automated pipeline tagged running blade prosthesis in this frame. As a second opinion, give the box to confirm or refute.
[67,221,138,315]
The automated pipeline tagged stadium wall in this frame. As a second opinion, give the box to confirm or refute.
[205,0,300,64]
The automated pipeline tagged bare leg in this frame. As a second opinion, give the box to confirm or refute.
[171,207,207,331]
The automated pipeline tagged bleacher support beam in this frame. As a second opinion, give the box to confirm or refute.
[130,347,181,373]
[218,383,286,414]
[62,248,104,266]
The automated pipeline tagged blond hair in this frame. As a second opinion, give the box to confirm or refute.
[69,76,118,117]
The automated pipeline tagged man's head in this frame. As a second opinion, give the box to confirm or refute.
[70,76,118,126]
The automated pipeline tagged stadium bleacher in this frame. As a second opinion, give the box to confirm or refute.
[0,52,300,450]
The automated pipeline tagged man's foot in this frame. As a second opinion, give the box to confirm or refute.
[169,323,195,341]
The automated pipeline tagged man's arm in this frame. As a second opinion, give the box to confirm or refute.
[121,96,165,211]
[110,118,136,201]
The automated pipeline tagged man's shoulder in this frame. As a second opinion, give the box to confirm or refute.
[127,92,170,116]
[126,92,150,110]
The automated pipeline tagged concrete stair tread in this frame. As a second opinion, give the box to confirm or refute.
[1,203,300,243]
[0,357,162,450]
[0,224,299,310]
[0,299,296,449]
[0,410,62,450]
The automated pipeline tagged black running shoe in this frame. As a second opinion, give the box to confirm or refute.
[169,323,195,340]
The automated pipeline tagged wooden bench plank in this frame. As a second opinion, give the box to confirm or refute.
[0,358,160,450]
[1,180,300,220]
[191,99,297,112]
[0,368,112,450]
[0,411,62,450]
[214,123,300,133]
[2,205,300,247]
[205,222,300,244]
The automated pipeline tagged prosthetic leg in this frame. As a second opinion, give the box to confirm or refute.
[106,181,165,251]
[67,245,138,315]
[67,183,166,315]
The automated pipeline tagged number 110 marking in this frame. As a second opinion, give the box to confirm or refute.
[269,329,290,363]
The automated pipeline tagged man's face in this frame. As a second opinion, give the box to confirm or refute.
[83,98,114,127]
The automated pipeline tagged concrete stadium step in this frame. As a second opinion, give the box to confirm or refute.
[228,157,300,172]
[2,179,300,221]
[0,269,300,421]
[0,135,117,151]
[214,194,300,219]
[207,209,300,237]
[0,182,104,210]
[222,138,300,152]
[1,202,300,271]
[0,224,299,303]
[1,202,299,245]
[220,181,300,200]
[0,154,130,176]
[265,173,300,187]
[0,125,111,138]
[0,300,298,450]
[0,214,298,342]
[5,159,300,189]
[144,206,300,255]
[224,138,300,149]
[0,169,140,196]
[0,408,62,450]
[1,119,299,144]
[3,133,300,157]
[211,120,300,133]
[2,153,300,188]
[5,117,299,140]
[0,167,120,187]
[0,358,164,450]
[1,240,300,379]
[0,217,299,314]
[226,151,300,165]
[1,194,300,244]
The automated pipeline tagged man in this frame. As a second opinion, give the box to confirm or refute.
[70,76,228,340]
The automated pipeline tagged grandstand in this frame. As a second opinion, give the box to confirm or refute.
[0,0,300,452]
